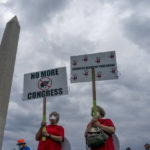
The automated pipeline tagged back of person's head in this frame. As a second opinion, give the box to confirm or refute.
[91,105,105,118]
[144,143,150,150]
[126,147,131,150]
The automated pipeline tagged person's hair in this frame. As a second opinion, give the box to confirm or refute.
[126,147,131,150]
[49,111,60,123]
[144,143,150,147]
[91,105,105,118]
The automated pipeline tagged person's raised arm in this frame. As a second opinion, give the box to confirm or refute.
[84,118,98,137]
[49,134,63,142]
[94,121,115,135]
[42,130,64,143]
[35,122,46,141]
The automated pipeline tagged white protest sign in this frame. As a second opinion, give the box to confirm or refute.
[71,51,118,83]
[23,67,68,100]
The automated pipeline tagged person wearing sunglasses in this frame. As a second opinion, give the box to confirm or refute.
[36,111,64,150]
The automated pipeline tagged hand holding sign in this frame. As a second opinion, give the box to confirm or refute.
[23,67,68,143]
[41,122,47,127]
[70,51,118,117]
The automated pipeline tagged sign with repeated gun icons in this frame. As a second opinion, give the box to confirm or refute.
[71,51,118,83]
[23,67,68,100]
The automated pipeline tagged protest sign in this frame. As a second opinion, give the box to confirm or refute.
[23,67,68,100]
[71,51,118,117]
[71,51,118,83]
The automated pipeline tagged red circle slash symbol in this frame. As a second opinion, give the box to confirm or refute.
[38,77,52,91]
[72,60,77,66]
[83,56,88,62]
[110,53,114,59]
[96,57,100,63]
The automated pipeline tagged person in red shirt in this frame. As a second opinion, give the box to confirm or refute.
[85,105,115,150]
[36,111,64,150]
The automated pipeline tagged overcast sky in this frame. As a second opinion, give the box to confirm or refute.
[0,0,150,150]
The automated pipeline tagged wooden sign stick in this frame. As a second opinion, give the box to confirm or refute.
[92,68,97,118]
[42,97,46,141]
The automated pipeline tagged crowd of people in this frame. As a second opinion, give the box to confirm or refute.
[16,105,149,150]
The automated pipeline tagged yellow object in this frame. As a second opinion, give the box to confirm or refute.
[42,97,46,141]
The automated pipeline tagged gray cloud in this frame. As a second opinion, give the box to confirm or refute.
[4,0,69,28]
[122,15,150,52]
[101,0,150,10]
[102,0,150,52]
[1,0,150,150]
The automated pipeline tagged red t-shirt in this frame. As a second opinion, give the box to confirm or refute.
[88,118,115,150]
[37,124,64,150]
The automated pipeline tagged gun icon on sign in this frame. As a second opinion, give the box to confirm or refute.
[40,81,49,88]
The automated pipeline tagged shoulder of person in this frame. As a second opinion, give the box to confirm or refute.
[56,125,64,130]
[46,124,51,128]
[103,118,115,127]
[25,146,30,150]
[103,118,112,121]
[103,118,114,123]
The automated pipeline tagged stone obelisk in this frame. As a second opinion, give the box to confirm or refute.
[0,16,20,150]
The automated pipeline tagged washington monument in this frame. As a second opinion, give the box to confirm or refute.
[0,16,20,150]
